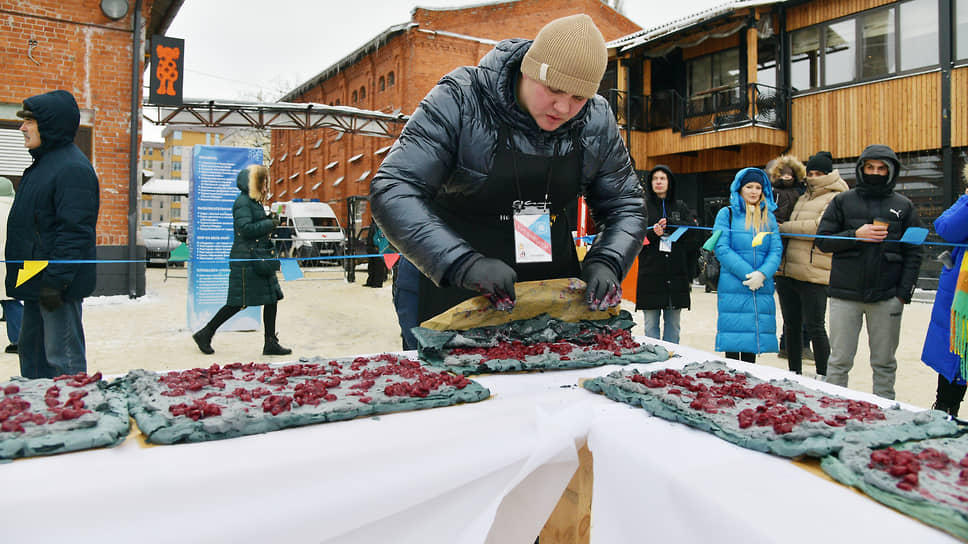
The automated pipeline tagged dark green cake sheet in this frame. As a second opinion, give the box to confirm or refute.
[120,356,491,445]
[414,310,671,375]
[822,435,968,541]
[583,361,959,458]
[0,377,130,461]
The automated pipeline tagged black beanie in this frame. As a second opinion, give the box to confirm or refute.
[740,169,762,186]
[806,151,833,174]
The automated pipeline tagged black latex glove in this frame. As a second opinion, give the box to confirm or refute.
[582,262,622,311]
[452,256,517,311]
[39,286,64,312]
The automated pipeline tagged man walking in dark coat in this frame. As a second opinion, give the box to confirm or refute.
[816,144,921,399]
[6,90,99,378]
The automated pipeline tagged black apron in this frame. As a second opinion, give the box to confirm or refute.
[417,126,583,322]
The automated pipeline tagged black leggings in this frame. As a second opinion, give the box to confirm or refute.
[725,351,756,363]
[206,303,278,338]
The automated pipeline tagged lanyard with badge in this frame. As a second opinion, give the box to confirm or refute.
[658,200,672,253]
[509,133,555,263]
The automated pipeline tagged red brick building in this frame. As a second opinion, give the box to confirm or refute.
[0,0,182,296]
[272,0,640,230]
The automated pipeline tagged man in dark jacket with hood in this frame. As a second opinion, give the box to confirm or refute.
[370,14,646,348]
[6,90,99,379]
[816,144,921,399]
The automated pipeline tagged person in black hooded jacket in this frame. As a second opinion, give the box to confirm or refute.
[635,165,698,343]
[6,90,99,379]
[816,144,922,399]
[370,14,647,349]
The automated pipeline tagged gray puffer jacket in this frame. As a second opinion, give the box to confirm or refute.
[369,38,646,286]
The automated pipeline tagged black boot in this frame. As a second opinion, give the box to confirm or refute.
[192,327,215,354]
[934,374,967,417]
[263,334,292,356]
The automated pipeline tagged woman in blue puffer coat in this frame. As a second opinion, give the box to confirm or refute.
[714,168,782,363]
[921,168,968,416]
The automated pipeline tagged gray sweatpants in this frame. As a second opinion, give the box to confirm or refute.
[827,297,903,400]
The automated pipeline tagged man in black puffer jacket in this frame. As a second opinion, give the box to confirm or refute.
[816,144,922,399]
[371,14,647,348]
[6,90,99,378]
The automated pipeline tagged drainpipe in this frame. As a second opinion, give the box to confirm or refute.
[940,0,954,205]
[622,58,632,154]
[127,0,143,297]
[778,5,793,155]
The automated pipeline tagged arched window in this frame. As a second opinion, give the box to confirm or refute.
[387,71,395,87]
[378,76,385,91]
[334,98,340,106]
[352,90,358,103]
[360,85,366,100]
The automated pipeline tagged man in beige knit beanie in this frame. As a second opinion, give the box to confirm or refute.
[371,13,646,349]
[519,14,608,130]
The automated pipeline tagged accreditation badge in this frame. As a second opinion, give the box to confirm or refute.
[512,200,553,263]
[659,235,672,253]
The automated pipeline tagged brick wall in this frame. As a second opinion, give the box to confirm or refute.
[0,0,154,247]
[271,0,641,226]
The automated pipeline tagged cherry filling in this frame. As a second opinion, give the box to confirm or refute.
[869,447,968,491]
[449,329,640,362]
[157,355,473,419]
[628,368,886,434]
[0,372,106,433]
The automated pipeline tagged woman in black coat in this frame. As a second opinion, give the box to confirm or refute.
[635,165,698,343]
[192,165,291,356]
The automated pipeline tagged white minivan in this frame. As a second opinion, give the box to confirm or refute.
[270,200,345,265]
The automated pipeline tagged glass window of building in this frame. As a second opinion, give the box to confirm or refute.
[825,20,856,85]
[955,0,968,60]
[791,27,820,91]
[860,7,895,78]
[686,48,740,113]
[379,76,385,91]
[899,0,938,70]
[757,36,778,88]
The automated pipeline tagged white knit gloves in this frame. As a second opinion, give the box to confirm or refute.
[743,271,766,291]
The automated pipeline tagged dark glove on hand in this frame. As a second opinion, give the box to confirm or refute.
[271,214,281,228]
[582,262,622,311]
[39,286,64,312]
[452,256,517,311]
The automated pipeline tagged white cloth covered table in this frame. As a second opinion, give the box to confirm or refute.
[0,365,599,544]
[586,340,962,544]
[1,342,962,543]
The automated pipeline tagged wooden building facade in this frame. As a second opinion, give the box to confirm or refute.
[607,0,967,280]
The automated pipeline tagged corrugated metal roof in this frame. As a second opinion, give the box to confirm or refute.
[608,0,781,53]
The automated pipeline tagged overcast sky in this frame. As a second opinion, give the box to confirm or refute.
[142,0,724,141]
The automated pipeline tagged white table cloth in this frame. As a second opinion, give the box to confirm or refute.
[0,341,961,543]
[586,340,962,543]
[0,366,597,544]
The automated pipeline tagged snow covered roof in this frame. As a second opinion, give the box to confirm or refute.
[608,0,780,54]
[282,23,414,102]
[281,20,497,103]
[142,178,188,196]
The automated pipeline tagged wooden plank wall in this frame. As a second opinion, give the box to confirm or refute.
[681,33,741,61]
[787,0,895,31]
[788,72,940,159]
[953,67,968,148]
[632,127,786,163]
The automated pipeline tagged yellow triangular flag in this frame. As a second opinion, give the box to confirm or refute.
[751,232,768,247]
[16,261,48,287]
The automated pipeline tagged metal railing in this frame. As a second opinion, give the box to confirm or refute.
[604,83,786,136]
